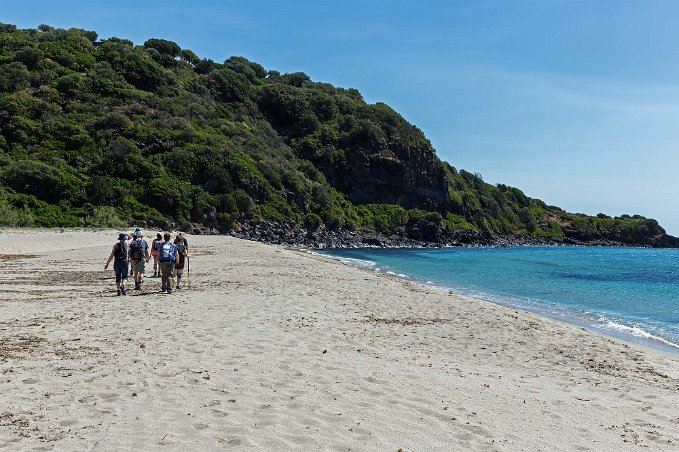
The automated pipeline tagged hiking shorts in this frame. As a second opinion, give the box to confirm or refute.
[131,259,146,273]
[113,260,129,282]
[175,256,185,270]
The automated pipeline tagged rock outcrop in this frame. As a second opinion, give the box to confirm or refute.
[315,143,450,211]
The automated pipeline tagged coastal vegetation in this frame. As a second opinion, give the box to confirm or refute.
[0,24,675,246]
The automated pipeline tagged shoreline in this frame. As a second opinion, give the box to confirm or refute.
[315,247,679,356]
[229,226,666,249]
[1,229,679,450]
[1,225,673,249]
[216,218,679,249]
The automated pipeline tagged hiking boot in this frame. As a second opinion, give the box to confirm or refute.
[135,282,141,290]
[121,287,127,296]
[176,285,181,290]
[166,289,172,294]
[117,289,121,296]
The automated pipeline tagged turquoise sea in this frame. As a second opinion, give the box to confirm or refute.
[321,246,679,353]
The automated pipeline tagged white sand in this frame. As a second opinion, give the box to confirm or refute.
[0,229,678,451]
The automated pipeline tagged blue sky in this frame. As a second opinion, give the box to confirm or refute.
[4,0,679,234]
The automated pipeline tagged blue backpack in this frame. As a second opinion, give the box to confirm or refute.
[159,242,176,263]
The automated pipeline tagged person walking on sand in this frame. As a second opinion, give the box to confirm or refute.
[177,232,189,253]
[151,232,163,278]
[104,233,129,296]
[158,232,179,294]
[129,227,141,241]
[129,229,150,290]
[174,235,189,290]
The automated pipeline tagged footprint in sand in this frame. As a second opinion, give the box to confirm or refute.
[97,392,119,401]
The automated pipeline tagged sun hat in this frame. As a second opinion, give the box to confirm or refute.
[118,233,127,241]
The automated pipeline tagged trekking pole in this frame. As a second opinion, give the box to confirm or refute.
[187,257,191,289]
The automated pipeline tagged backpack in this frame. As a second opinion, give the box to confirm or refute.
[176,242,186,256]
[114,242,127,261]
[130,238,144,261]
[159,242,176,263]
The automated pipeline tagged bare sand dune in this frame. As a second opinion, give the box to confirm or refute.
[0,230,678,451]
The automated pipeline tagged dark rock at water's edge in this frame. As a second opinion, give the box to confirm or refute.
[183,220,679,249]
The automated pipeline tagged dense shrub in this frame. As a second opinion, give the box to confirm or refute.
[1,160,86,205]
[304,213,322,231]
[0,23,669,245]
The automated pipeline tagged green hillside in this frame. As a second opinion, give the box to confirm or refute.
[0,24,675,246]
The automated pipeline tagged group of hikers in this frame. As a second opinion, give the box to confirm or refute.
[104,228,189,296]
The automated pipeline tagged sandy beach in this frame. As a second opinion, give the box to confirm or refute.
[1,229,678,451]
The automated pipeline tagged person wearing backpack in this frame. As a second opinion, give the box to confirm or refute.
[158,232,179,294]
[129,229,150,290]
[173,235,190,290]
[177,232,189,252]
[151,232,163,278]
[104,233,130,296]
